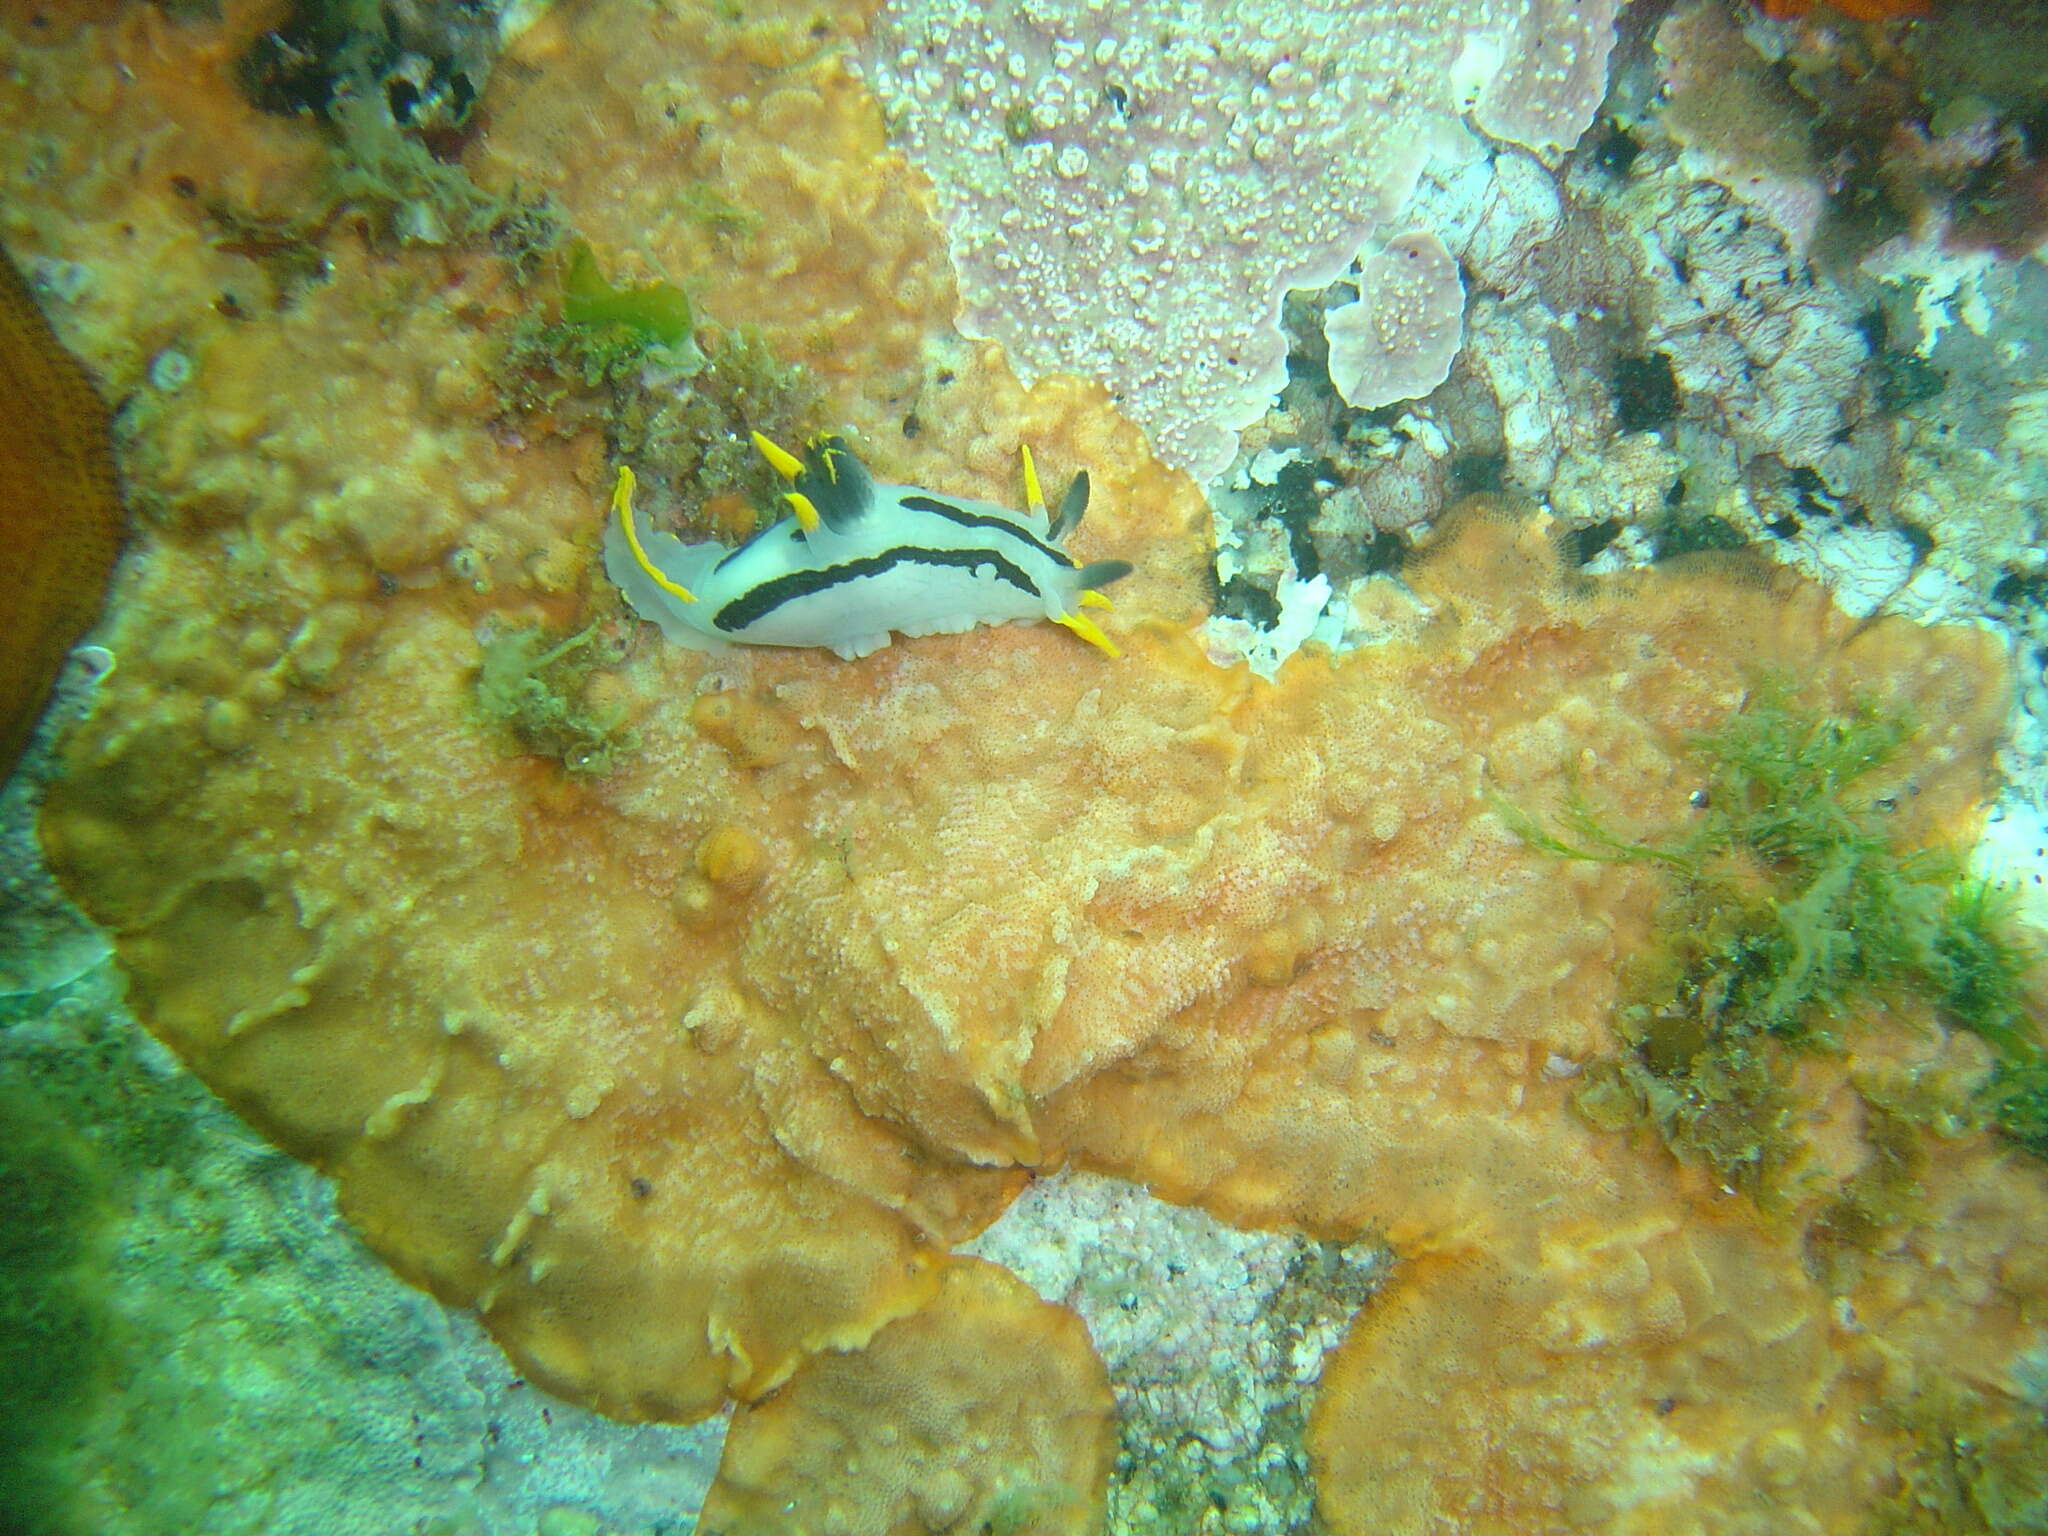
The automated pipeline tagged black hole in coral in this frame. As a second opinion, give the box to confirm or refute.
[386,76,421,123]
[1992,571,2048,610]
[1451,452,1506,498]
[1590,119,1641,177]
[1565,517,1622,567]
[1214,574,1282,630]
[1613,352,1678,433]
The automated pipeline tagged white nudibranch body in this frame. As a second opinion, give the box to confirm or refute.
[603,433,1133,660]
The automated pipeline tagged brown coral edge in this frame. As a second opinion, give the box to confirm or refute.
[0,240,124,775]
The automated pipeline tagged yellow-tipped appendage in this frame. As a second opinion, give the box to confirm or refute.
[750,430,803,481]
[739,434,1121,655]
[1056,610,1122,658]
[781,491,822,533]
[753,430,820,531]
[1019,442,1048,522]
[1023,442,1118,653]
[613,465,697,604]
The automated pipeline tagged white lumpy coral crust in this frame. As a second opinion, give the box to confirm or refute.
[864,0,1617,480]
[1325,229,1466,410]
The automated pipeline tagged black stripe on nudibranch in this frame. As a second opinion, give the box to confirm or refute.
[897,495,1078,568]
[712,545,1044,633]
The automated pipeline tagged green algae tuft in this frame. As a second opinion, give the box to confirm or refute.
[474,622,635,777]
[492,241,820,545]
[1509,679,2045,1204]
[560,239,693,344]
[1872,1380,2048,1535]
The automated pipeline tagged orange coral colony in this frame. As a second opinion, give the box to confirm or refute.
[0,242,123,774]
[10,0,2045,1530]
[700,1257,1115,1534]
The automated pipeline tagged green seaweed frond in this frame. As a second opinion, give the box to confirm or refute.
[675,184,761,237]
[1573,1036,1803,1205]
[1985,1057,2048,1160]
[560,239,693,345]
[1487,785,1695,870]
[1933,879,2040,1058]
[1689,688,1915,869]
[474,622,635,777]
[496,313,681,418]
[1804,1093,1933,1290]
[493,238,702,421]
[489,239,820,546]
[1505,679,2045,1201]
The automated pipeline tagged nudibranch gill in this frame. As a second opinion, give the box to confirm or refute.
[603,431,1134,659]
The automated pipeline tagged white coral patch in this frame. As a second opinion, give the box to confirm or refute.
[1325,229,1466,411]
[866,0,1619,480]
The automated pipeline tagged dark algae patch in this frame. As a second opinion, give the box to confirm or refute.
[0,1082,114,1535]
[1870,1379,2048,1536]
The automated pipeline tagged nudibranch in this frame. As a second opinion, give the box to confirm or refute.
[603,431,1133,659]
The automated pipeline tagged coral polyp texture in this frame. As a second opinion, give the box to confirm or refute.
[700,1257,1115,1534]
[862,0,1619,479]
[9,0,2048,1530]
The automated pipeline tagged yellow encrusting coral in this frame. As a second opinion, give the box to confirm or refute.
[700,1258,1115,1535]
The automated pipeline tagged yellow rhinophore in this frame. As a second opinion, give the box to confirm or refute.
[780,490,823,533]
[752,430,822,530]
[1031,444,1118,618]
[1020,442,1047,521]
[750,429,804,481]
[614,465,697,604]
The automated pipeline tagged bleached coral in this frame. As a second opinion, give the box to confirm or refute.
[862,0,1618,480]
[1629,178,1868,471]
[1548,429,1681,530]
[1462,293,1614,493]
[1409,146,1570,304]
